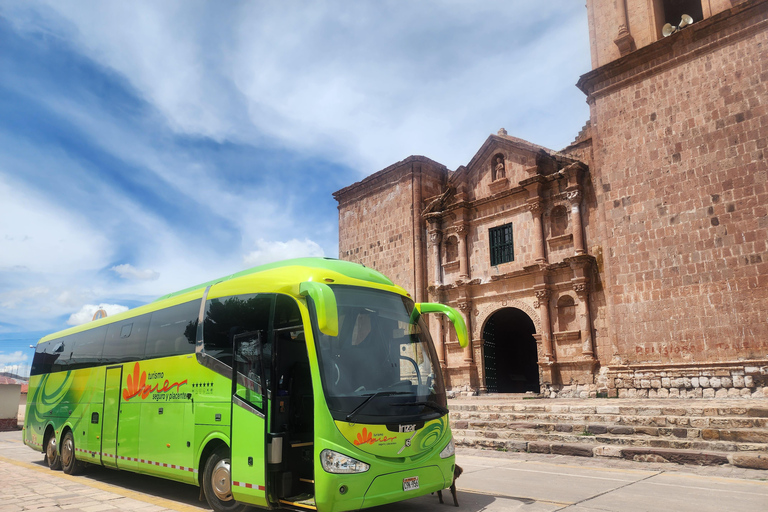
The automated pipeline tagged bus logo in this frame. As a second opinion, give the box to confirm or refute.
[123,362,188,401]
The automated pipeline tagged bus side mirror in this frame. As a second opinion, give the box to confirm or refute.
[411,303,468,348]
[300,281,339,337]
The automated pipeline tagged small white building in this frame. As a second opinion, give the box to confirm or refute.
[0,377,23,431]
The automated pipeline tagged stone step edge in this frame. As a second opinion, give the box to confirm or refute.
[448,405,768,418]
[450,414,768,428]
[451,422,768,441]
[454,431,768,453]
[456,439,768,470]
[449,410,768,421]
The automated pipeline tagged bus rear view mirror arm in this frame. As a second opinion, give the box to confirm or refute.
[411,303,468,348]
[299,281,339,337]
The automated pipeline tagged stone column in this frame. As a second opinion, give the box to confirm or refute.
[427,228,442,286]
[573,280,595,358]
[457,224,469,279]
[614,0,634,56]
[567,189,586,256]
[534,288,553,361]
[457,301,473,364]
[527,199,547,264]
[412,165,424,302]
[431,313,446,369]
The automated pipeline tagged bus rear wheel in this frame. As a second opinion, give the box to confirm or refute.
[61,431,83,475]
[203,446,251,512]
[45,434,61,470]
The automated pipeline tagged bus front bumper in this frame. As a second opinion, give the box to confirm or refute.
[360,464,449,509]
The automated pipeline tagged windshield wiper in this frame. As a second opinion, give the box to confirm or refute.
[392,400,449,415]
[345,391,410,422]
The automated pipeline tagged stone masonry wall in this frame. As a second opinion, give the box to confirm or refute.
[336,157,448,298]
[337,171,416,294]
[585,4,768,368]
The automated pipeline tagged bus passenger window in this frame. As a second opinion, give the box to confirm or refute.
[69,326,108,370]
[145,299,199,358]
[31,341,61,375]
[103,314,151,364]
[203,294,273,367]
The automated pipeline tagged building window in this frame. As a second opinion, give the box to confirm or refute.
[489,223,514,266]
[656,0,703,34]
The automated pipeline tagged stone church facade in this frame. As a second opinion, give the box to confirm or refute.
[334,0,768,398]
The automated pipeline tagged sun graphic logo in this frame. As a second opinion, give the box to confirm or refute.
[354,428,373,446]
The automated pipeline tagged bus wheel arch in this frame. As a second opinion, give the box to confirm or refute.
[196,436,229,487]
[60,428,84,475]
[200,441,250,512]
[44,425,61,471]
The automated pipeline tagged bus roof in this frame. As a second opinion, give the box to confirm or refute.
[37,258,398,344]
[154,257,394,301]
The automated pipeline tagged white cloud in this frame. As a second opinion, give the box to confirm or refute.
[0,175,111,273]
[243,239,325,267]
[0,286,49,309]
[17,0,589,172]
[0,351,29,365]
[111,264,160,281]
[67,303,130,326]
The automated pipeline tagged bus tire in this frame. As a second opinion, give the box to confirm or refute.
[61,431,83,475]
[202,446,251,512]
[45,433,61,470]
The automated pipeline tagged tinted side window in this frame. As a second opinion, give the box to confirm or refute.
[69,326,108,370]
[203,294,273,367]
[103,314,151,364]
[145,300,200,358]
[50,336,75,372]
[31,341,55,376]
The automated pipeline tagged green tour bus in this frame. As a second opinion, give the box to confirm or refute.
[23,257,468,512]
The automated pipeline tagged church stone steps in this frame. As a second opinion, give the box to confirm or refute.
[452,428,768,452]
[447,397,768,469]
[449,412,768,430]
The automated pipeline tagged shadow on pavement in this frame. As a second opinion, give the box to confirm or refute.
[42,460,209,509]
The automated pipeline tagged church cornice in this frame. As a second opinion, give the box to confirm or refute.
[332,155,449,204]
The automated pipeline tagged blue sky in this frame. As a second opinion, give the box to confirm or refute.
[0,1,591,376]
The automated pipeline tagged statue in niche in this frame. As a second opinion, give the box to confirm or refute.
[493,155,506,181]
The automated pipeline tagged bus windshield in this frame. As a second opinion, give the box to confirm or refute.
[314,286,446,424]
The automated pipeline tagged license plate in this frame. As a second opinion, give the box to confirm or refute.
[403,476,419,491]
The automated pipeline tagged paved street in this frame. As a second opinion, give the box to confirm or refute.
[1,429,766,511]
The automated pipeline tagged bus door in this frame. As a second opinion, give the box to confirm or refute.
[230,330,269,508]
[101,366,122,468]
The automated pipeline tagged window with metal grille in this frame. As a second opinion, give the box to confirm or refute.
[489,223,514,266]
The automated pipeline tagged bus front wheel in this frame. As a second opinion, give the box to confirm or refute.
[61,431,83,475]
[45,433,61,470]
[203,446,251,512]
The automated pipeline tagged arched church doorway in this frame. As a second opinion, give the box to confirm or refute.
[482,308,539,393]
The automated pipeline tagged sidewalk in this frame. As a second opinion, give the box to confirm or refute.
[0,456,205,512]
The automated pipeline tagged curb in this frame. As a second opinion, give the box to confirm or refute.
[460,440,768,470]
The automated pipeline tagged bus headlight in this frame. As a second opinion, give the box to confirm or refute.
[320,449,370,474]
[439,437,455,459]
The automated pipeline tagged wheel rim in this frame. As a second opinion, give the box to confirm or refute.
[61,436,74,467]
[46,437,57,461]
[211,458,233,501]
